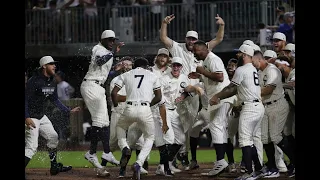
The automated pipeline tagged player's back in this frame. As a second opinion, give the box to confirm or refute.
[233,63,261,103]
[120,67,159,103]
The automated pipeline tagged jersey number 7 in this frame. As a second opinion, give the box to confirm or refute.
[135,75,144,88]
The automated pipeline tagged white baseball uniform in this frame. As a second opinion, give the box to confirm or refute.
[114,67,160,167]
[109,76,144,152]
[231,63,265,148]
[160,72,191,145]
[151,65,175,147]
[259,63,289,145]
[80,42,114,128]
[202,52,235,144]
[167,41,201,154]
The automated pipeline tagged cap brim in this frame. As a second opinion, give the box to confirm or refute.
[38,61,59,69]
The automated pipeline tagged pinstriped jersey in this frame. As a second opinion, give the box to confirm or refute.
[84,43,113,84]
[231,63,262,103]
[114,67,161,103]
[202,52,230,97]
[259,63,285,103]
[160,72,191,109]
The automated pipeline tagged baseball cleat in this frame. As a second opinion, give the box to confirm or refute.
[207,159,228,176]
[227,163,237,173]
[140,167,148,175]
[84,151,103,168]
[101,151,120,166]
[155,164,165,175]
[169,161,182,173]
[186,160,200,171]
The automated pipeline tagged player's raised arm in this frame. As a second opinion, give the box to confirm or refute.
[160,14,175,49]
[207,14,225,51]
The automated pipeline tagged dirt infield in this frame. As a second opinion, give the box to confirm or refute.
[26,163,293,180]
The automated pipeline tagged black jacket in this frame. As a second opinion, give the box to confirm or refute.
[25,71,70,120]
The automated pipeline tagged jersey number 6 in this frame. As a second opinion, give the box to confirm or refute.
[135,75,144,88]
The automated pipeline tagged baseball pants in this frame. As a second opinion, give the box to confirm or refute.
[152,107,175,147]
[117,102,154,167]
[238,102,265,148]
[167,108,185,145]
[109,110,144,152]
[261,97,289,145]
[283,107,295,137]
[208,102,230,144]
[80,81,109,128]
[25,115,59,159]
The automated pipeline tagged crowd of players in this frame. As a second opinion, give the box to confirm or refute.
[25,14,295,180]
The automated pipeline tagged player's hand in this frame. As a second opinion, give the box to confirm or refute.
[188,72,200,79]
[267,57,277,64]
[162,124,169,134]
[209,96,220,106]
[196,66,206,74]
[163,14,175,24]
[25,118,36,129]
[175,94,187,103]
[195,86,204,96]
[70,106,81,113]
[116,42,125,53]
[215,14,225,26]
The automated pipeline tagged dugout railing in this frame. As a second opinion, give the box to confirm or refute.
[25,0,294,45]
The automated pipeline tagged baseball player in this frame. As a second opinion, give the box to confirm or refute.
[111,57,165,180]
[108,58,149,177]
[25,56,80,176]
[151,48,176,176]
[210,44,265,180]
[191,40,236,176]
[274,55,296,178]
[159,57,203,173]
[255,50,295,178]
[80,30,122,177]
[160,13,226,169]
[224,58,240,173]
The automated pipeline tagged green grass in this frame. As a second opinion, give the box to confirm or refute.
[27,149,289,168]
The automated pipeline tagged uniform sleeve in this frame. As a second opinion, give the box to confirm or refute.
[265,67,281,87]
[153,76,161,91]
[95,49,114,66]
[167,41,181,57]
[231,67,243,86]
[209,57,224,73]
[114,73,125,88]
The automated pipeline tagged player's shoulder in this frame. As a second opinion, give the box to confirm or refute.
[266,63,281,73]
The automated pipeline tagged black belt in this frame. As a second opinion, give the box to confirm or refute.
[127,101,149,106]
[168,108,176,111]
[264,99,279,105]
[241,99,259,105]
[83,79,104,87]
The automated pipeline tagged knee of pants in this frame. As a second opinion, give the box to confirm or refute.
[47,131,59,149]
[144,133,155,142]
[238,136,253,148]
